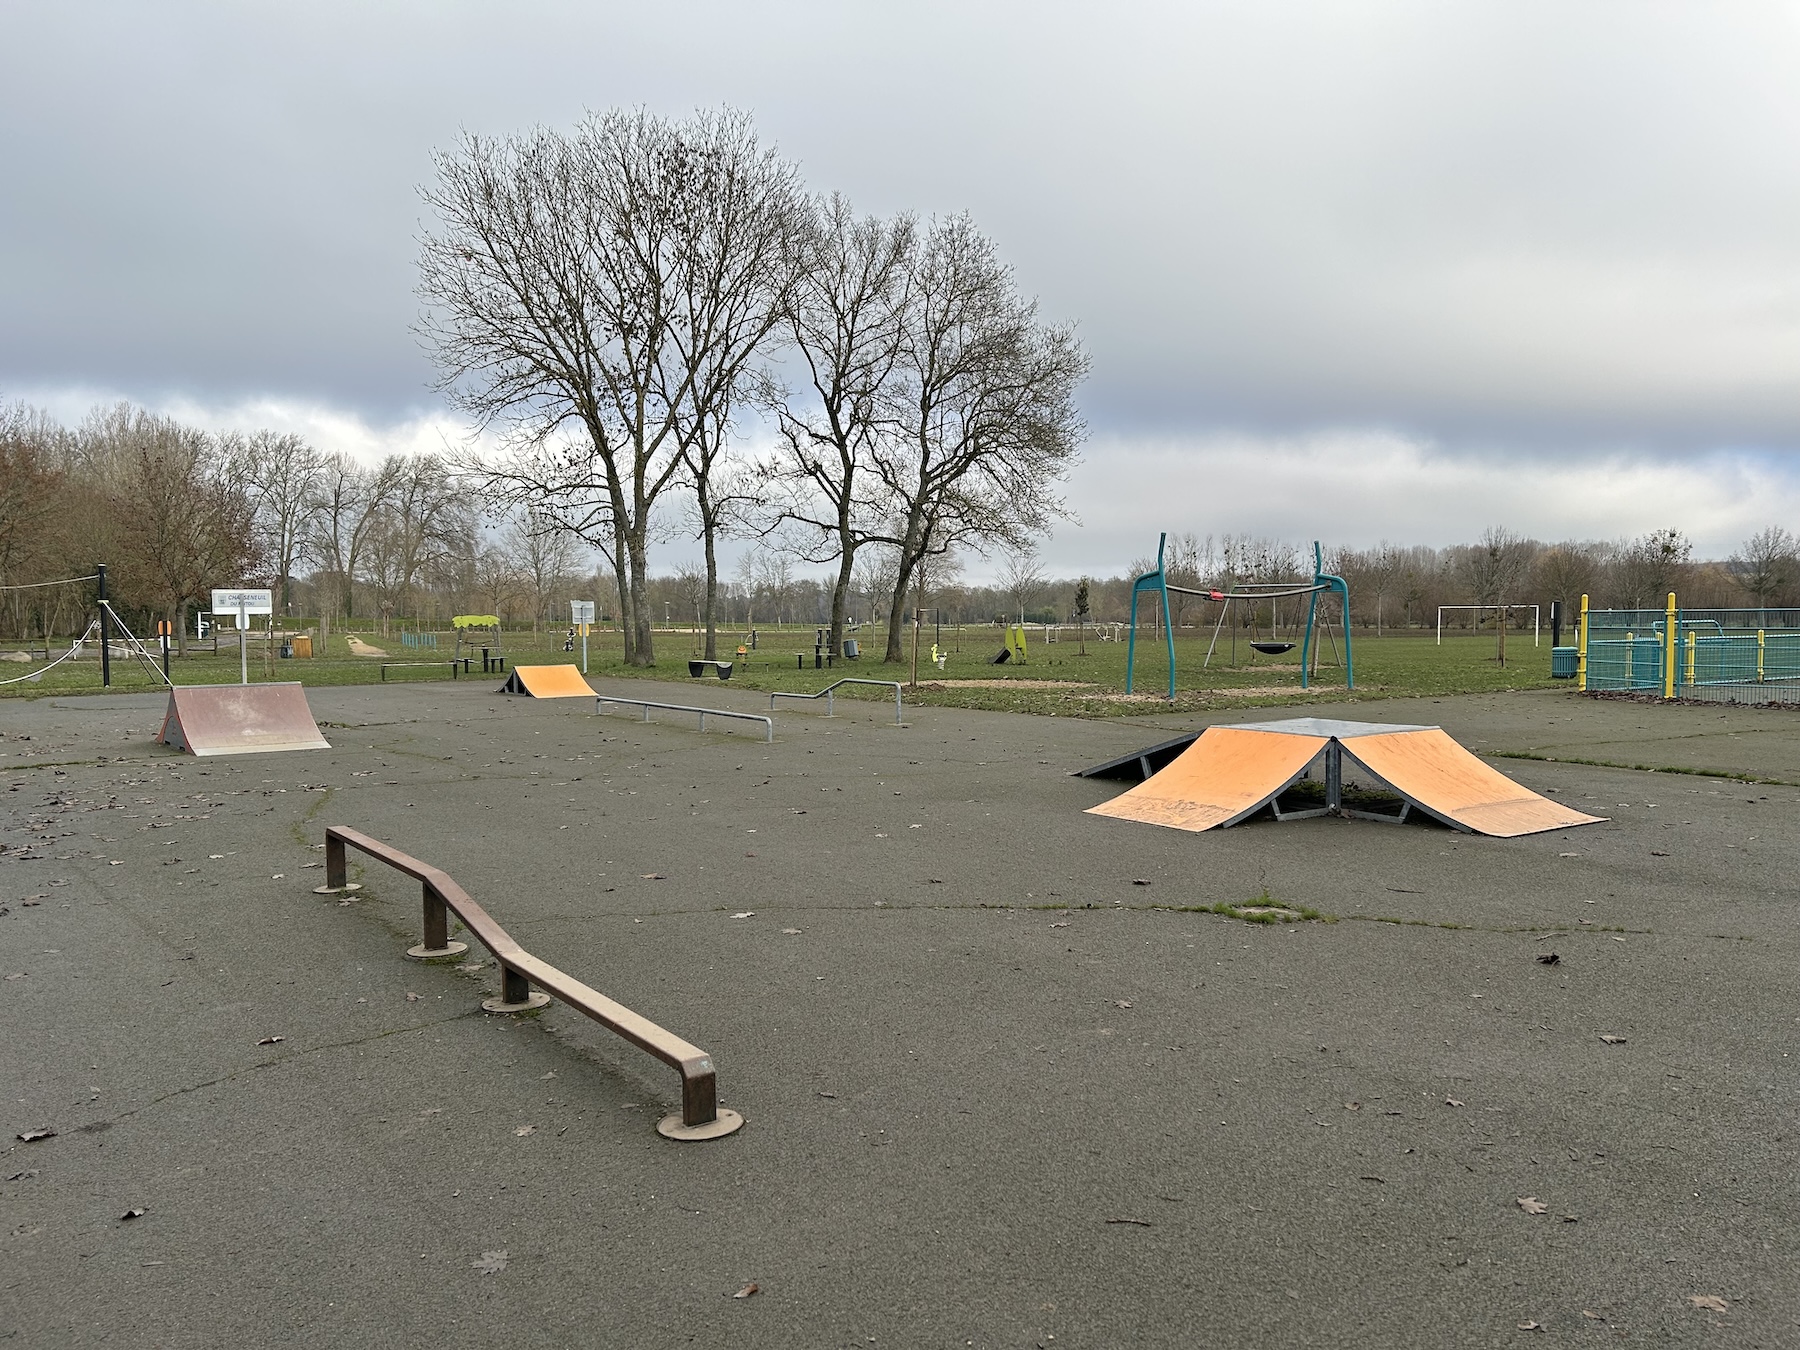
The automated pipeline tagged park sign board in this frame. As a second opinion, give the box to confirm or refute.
[570,600,595,625]
[212,589,273,622]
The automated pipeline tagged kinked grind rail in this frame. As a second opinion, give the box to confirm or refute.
[769,678,905,726]
[319,826,743,1140]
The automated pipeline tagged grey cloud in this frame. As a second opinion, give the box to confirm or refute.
[4,1,1800,459]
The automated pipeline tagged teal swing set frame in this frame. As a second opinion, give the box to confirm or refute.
[1124,534,1354,699]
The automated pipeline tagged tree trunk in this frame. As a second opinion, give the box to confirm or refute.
[828,544,856,664]
[610,537,635,664]
[702,519,720,663]
[177,599,189,658]
[627,534,654,666]
[884,552,917,663]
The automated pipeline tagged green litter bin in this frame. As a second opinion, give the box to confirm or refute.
[1551,646,1577,679]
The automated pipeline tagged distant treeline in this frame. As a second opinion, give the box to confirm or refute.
[6,402,1796,650]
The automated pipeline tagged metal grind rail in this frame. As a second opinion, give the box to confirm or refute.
[318,826,742,1140]
[769,678,905,726]
[593,694,774,742]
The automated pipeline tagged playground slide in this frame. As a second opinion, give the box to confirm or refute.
[497,665,593,698]
[1084,726,1329,831]
[158,683,331,756]
[1340,728,1605,837]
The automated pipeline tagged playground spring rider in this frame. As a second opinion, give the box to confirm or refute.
[1124,535,1354,698]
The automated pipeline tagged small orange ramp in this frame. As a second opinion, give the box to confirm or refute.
[1086,718,1604,837]
[497,665,592,698]
[158,683,330,756]
[1085,725,1329,832]
[1340,727,1605,837]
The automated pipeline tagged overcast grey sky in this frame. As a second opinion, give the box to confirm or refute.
[5,1,1800,573]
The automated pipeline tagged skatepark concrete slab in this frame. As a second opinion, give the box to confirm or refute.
[2,681,1797,1346]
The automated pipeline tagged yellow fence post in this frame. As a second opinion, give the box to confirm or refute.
[1758,629,1766,683]
[1685,631,1695,686]
[1663,593,1677,699]
[1577,594,1588,691]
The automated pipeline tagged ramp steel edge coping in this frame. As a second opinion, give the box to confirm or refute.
[769,678,905,725]
[318,826,743,1141]
[592,694,774,742]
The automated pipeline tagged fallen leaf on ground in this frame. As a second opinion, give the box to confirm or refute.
[1445,1097,1464,1108]
[1114,1000,1133,1009]
[257,1035,285,1046]
[16,1128,55,1142]
[1651,850,1669,857]
[1358,1174,1385,1183]
[119,1207,146,1220]
[1688,1295,1728,1312]
[1536,953,1560,965]
[471,1250,507,1275]
[732,1282,759,1298]
[1599,1034,1627,1045]
[1517,1321,1545,1332]
[1559,852,1578,858]
[1131,878,1151,886]
[513,1124,535,1137]
[1582,1310,1605,1321]
[641,873,665,880]
[730,911,756,920]
[1517,1197,1549,1215]
[780,928,801,935]
[1105,1216,1153,1226]
[406,992,420,1002]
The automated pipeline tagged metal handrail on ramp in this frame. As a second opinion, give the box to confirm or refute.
[593,694,773,742]
[319,826,743,1140]
[769,677,905,725]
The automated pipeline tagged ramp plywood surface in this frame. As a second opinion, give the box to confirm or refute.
[498,665,593,698]
[158,683,330,756]
[1085,727,1328,832]
[1343,729,1606,837]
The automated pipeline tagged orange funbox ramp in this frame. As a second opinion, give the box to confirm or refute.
[158,683,330,756]
[1086,726,1328,832]
[1087,718,1605,837]
[497,664,593,698]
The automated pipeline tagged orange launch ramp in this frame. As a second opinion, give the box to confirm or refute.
[158,683,331,756]
[1086,718,1605,838]
[497,665,593,698]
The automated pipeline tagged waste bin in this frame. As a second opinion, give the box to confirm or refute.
[1551,646,1577,679]
[279,641,293,659]
[843,638,859,659]
[290,635,312,658]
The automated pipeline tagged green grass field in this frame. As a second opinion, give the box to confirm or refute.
[0,623,1565,716]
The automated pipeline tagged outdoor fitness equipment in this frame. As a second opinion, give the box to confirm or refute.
[1124,535,1354,699]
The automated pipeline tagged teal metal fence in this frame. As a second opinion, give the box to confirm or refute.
[1584,607,1800,693]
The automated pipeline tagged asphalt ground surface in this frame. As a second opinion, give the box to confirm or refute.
[2,679,1797,1348]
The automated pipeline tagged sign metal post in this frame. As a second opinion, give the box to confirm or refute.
[571,600,595,674]
[212,589,274,685]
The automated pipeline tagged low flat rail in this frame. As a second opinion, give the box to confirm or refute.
[594,694,773,742]
[769,677,905,726]
[320,826,742,1140]
[380,660,464,681]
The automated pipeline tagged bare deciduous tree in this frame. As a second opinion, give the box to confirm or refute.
[228,430,323,616]
[998,544,1046,624]
[873,216,1088,661]
[1729,526,1797,611]
[419,107,801,667]
[762,196,914,662]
